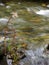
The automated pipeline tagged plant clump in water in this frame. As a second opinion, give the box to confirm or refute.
[0,13,28,65]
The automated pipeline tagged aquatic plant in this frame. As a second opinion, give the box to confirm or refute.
[0,12,27,65]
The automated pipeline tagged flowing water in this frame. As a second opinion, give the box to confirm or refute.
[0,2,49,65]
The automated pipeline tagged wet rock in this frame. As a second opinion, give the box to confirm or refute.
[7,59,12,65]
[47,5,49,8]
[0,18,8,25]
[17,50,26,60]
[20,55,49,65]
[42,3,46,7]
[33,57,47,65]
[20,57,33,65]
[6,6,11,9]
[25,50,35,57]
[0,3,5,6]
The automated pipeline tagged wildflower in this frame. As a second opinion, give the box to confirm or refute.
[11,12,19,18]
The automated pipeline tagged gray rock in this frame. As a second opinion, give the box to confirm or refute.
[0,18,8,25]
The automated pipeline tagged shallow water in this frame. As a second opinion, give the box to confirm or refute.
[0,2,49,65]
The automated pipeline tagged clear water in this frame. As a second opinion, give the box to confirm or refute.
[0,2,49,65]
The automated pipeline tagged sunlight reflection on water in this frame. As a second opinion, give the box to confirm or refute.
[36,10,49,17]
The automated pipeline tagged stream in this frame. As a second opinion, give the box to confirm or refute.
[0,2,49,65]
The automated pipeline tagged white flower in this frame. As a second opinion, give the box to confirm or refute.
[11,12,19,18]
[0,37,5,42]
